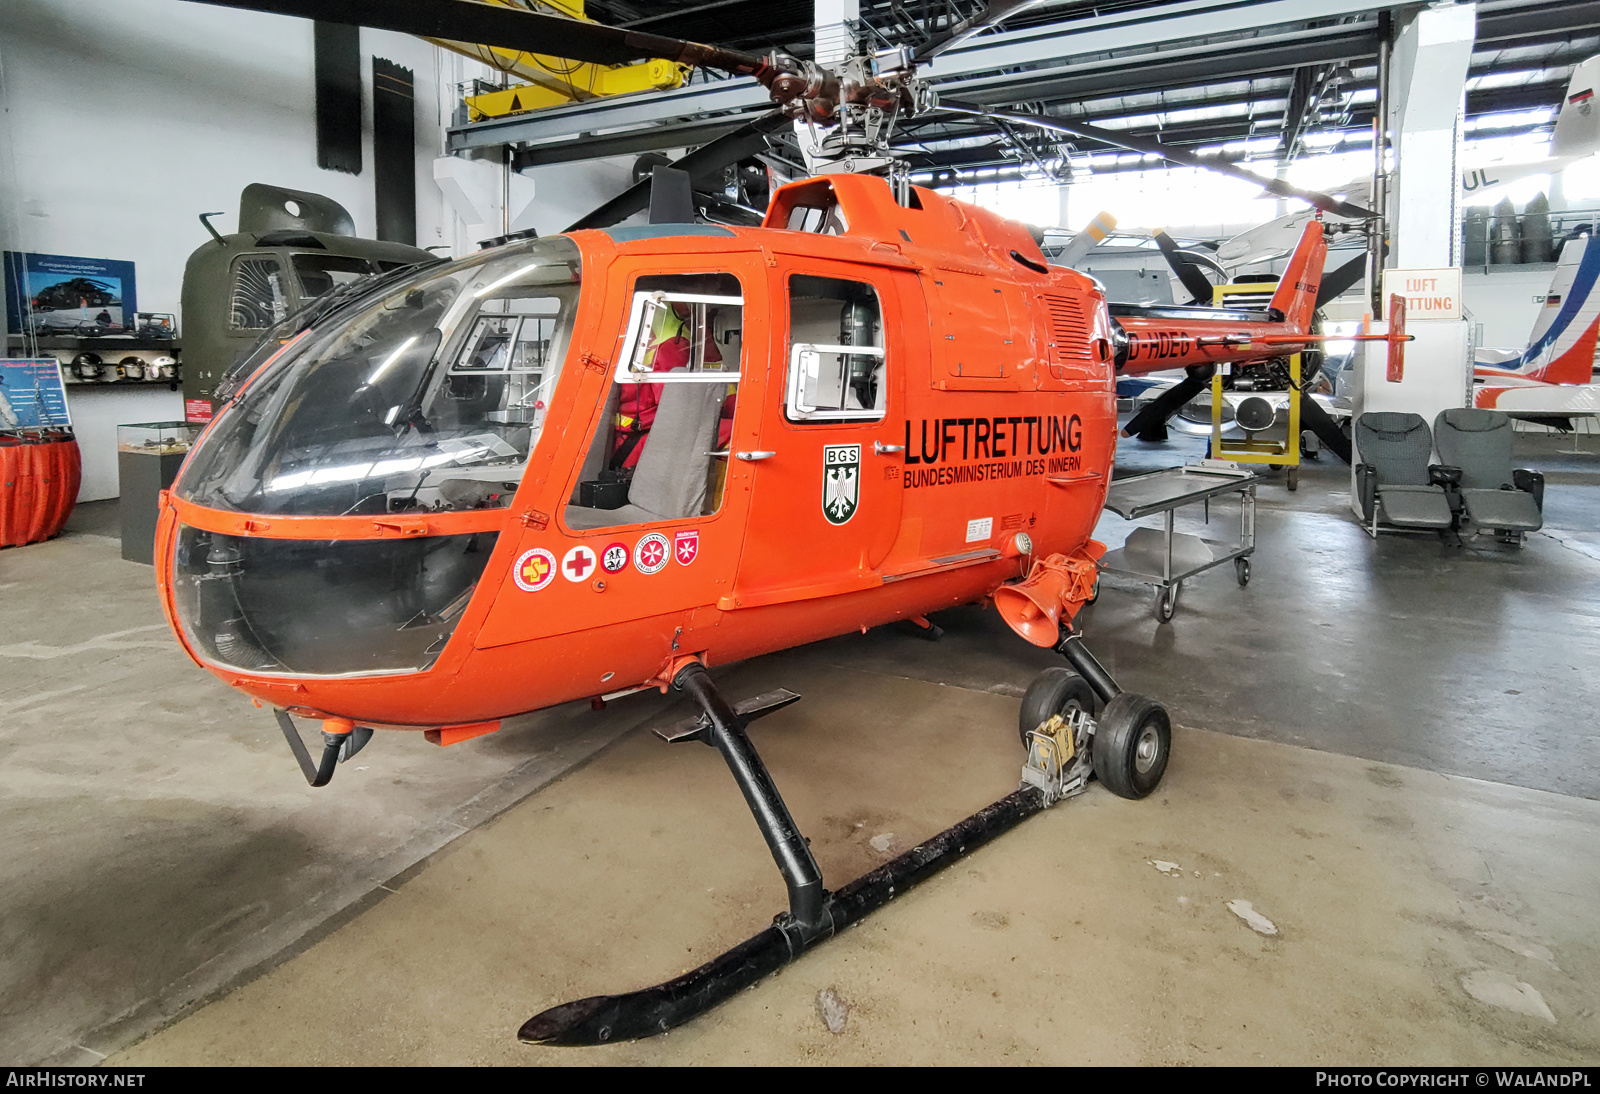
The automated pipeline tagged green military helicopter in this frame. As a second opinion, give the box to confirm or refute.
[181,183,436,415]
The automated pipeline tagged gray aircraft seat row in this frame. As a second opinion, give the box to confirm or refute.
[1354,409,1545,544]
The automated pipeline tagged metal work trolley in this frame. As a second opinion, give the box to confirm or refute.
[1098,461,1258,622]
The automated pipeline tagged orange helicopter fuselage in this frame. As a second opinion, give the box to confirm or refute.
[154,174,1324,736]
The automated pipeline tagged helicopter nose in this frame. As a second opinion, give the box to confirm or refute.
[168,524,500,677]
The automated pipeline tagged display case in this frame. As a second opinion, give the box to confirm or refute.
[117,420,197,455]
[118,420,197,563]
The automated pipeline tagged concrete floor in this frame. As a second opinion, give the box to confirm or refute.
[3,427,1597,1065]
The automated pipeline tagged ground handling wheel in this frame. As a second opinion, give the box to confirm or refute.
[1235,557,1250,586]
[1154,582,1180,623]
[1090,692,1172,799]
[1017,667,1098,749]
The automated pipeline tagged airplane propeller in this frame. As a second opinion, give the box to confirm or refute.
[1153,230,1228,305]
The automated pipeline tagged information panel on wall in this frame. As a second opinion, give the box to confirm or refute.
[0,359,73,430]
[3,252,139,334]
[1382,267,1463,321]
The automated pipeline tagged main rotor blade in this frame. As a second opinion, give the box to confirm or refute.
[913,1,1052,65]
[940,102,1377,220]
[1154,231,1219,305]
[1315,252,1369,308]
[566,113,790,231]
[181,0,767,74]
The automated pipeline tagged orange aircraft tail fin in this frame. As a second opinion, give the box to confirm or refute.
[1267,220,1329,334]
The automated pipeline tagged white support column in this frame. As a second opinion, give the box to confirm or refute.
[814,0,859,67]
[797,0,860,169]
[1387,2,1475,270]
[1351,3,1477,506]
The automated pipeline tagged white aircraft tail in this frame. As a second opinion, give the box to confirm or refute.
[1551,56,1600,159]
[1476,232,1600,385]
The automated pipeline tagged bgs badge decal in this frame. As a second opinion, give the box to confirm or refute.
[822,443,860,525]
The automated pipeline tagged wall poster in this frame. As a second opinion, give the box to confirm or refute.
[0,359,73,430]
[4,252,138,334]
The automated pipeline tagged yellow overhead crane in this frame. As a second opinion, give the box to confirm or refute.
[425,0,690,120]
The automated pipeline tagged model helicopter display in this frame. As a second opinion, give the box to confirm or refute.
[168,0,1410,1045]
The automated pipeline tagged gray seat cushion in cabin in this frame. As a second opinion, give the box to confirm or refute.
[564,371,725,530]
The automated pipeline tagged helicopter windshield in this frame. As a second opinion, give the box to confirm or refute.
[177,237,581,517]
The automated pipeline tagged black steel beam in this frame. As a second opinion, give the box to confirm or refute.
[512,117,751,167]
[1477,1,1600,46]
[953,25,1382,109]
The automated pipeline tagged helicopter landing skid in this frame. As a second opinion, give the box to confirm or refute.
[517,652,1128,1047]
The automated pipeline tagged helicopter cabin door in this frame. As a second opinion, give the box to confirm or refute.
[478,259,765,643]
[727,264,906,609]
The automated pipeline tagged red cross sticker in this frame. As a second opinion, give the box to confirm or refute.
[562,545,597,582]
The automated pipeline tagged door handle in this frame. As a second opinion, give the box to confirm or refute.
[734,450,776,462]
[873,442,905,455]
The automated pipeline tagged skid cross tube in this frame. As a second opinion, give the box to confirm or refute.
[673,663,826,931]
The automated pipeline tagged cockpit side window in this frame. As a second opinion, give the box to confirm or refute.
[229,255,289,331]
[290,253,378,299]
[784,275,886,423]
[564,272,743,532]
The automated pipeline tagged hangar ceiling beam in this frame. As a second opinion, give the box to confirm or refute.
[944,24,1379,107]
[448,0,1396,156]
[923,0,1392,82]
[1475,0,1600,46]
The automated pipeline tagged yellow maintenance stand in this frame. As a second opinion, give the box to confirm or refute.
[1208,283,1305,490]
[425,1,690,121]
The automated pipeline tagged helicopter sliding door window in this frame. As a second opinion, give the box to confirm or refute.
[565,274,743,532]
[785,276,885,422]
[229,256,289,330]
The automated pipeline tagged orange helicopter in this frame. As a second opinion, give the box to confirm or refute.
[168,0,1408,1045]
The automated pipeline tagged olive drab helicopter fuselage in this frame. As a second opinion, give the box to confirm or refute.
[154,169,1353,1045]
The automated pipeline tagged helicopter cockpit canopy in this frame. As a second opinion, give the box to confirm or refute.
[178,236,581,518]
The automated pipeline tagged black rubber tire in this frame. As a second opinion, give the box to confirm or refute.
[1287,467,1299,491]
[1154,583,1179,623]
[1091,692,1172,799]
[1017,668,1097,749]
[1235,557,1250,586]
